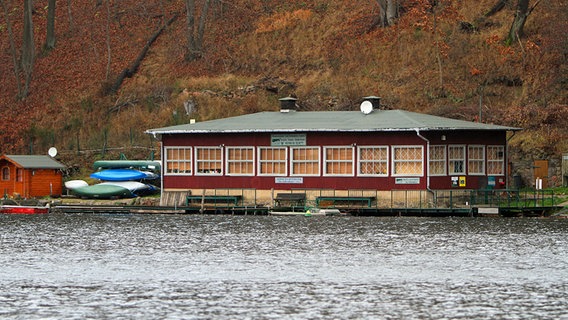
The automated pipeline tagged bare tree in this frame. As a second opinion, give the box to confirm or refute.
[67,0,74,32]
[0,0,22,97]
[373,0,399,28]
[105,0,112,80]
[505,0,541,45]
[21,0,35,98]
[485,0,509,17]
[184,0,210,61]
[45,0,56,51]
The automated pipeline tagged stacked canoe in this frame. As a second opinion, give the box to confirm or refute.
[66,167,160,199]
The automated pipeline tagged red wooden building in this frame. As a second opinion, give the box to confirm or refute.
[147,97,520,205]
[0,155,65,198]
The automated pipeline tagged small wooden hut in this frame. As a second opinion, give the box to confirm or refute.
[0,155,65,198]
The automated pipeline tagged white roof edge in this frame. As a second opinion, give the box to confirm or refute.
[146,127,519,135]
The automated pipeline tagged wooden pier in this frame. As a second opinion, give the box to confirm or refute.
[49,203,561,217]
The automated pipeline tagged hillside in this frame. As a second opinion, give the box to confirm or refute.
[0,0,566,179]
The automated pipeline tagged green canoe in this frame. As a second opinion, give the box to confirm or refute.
[72,184,133,199]
[93,160,161,171]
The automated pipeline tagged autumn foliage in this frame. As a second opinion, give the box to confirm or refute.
[0,0,566,167]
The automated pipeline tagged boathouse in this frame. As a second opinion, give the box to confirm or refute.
[146,97,520,207]
[0,155,65,198]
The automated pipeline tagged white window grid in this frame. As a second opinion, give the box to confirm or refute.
[468,145,485,175]
[226,147,255,176]
[290,146,320,176]
[429,145,446,176]
[195,147,223,175]
[164,147,192,175]
[358,146,389,176]
[257,147,288,176]
[448,145,466,174]
[487,145,505,175]
[324,146,355,176]
[392,145,424,176]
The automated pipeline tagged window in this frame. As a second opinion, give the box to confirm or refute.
[392,146,423,176]
[448,145,465,174]
[324,146,354,176]
[487,145,505,175]
[165,147,192,174]
[196,147,223,175]
[429,145,446,176]
[358,146,388,176]
[226,147,254,175]
[291,147,320,176]
[258,147,287,176]
[468,145,485,175]
[16,169,23,182]
[1,167,9,181]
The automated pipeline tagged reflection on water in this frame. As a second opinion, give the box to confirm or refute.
[1,214,567,319]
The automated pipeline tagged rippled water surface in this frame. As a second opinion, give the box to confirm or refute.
[1,213,567,319]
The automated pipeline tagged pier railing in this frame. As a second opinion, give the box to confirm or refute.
[171,188,557,211]
[290,188,557,210]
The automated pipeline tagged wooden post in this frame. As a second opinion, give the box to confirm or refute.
[200,189,205,213]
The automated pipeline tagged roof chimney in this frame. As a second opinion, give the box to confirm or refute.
[279,97,297,112]
[362,96,381,109]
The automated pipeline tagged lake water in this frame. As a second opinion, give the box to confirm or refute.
[1,213,567,319]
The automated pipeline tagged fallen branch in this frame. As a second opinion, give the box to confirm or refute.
[108,14,178,95]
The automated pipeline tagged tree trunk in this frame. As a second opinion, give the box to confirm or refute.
[432,2,444,92]
[375,0,387,27]
[373,0,398,28]
[185,0,197,61]
[105,0,112,80]
[0,0,22,98]
[386,0,398,25]
[107,15,178,94]
[45,0,56,51]
[67,0,74,32]
[485,0,509,17]
[185,0,210,61]
[21,0,35,99]
[196,0,210,51]
[505,0,539,45]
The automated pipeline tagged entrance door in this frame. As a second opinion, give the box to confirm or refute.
[533,160,548,188]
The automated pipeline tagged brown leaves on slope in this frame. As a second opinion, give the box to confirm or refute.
[0,0,182,153]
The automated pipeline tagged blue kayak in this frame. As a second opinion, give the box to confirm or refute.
[90,169,147,181]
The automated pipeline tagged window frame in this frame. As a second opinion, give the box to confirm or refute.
[429,145,447,176]
[164,146,193,175]
[257,146,288,177]
[195,146,224,176]
[226,146,255,176]
[391,145,424,177]
[487,145,505,176]
[357,146,389,177]
[323,146,355,177]
[448,145,466,175]
[1,167,9,181]
[468,145,486,175]
[290,146,321,176]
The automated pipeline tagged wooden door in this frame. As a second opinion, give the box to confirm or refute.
[533,160,548,188]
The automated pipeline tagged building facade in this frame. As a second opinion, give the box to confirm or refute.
[0,155,65,198]
[147,98,519,205]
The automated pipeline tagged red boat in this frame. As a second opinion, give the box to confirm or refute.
[0,205,49,214]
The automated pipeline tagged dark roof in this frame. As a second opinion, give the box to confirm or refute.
[146,109,520,135]
[2,155,65,169]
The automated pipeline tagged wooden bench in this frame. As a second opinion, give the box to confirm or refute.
[186,195,242,206]
[274,193,306,207]
[316,196,375,208]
